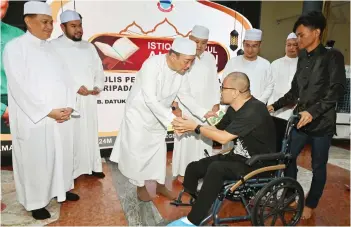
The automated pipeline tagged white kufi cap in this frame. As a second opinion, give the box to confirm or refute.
[24,1,52,16]
[60,10,81,23]
[287,32,297,40]
[244,28,262,41]
[171,38,196,56]
[191,25,209,39]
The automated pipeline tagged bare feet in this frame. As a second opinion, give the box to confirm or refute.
[156,183,177,200]
[301,206,313,219]
[137,186,152,202]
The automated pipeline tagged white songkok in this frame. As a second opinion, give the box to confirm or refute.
[23,1,52,16]
[60,10,81,24]
[287,32,297,40]
[244,28,262,41]
[191,25,209,40]
[171,38,196,56]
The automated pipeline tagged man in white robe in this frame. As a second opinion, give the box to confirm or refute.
[52,10,105,179]
[3,1,79,220]
[172,25,221,177]
[268,33,299,120]
[109,38,216,202]
[222,29,273,104]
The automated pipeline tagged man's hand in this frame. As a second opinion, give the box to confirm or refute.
[297,111,313,129]
[204,111,217,119]
[56,108,73,123]
[172,116,197,134]
[91,87,101,96]
[172,107,182,117]
[212,104,220,113]
[78,85,90,96]
[2,107,9,126]
[48,108,67,120]
[267,105,274,113]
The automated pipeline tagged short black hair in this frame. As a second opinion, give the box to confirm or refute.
[293,11,326,37]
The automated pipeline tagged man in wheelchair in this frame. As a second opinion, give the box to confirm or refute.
[169,72,277,226]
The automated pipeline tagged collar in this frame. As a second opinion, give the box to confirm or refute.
[299,43,326,58]
[24,31,47,46]
[284,55,298,61]
[198,52,205,59]
[62,34,78,44]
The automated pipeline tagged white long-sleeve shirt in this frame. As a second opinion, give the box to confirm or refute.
[268,55,298,120]
[222,55,273,104]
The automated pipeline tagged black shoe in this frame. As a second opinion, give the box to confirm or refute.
[32,208,51,220]
[91,171,105,178]
[66,192,80,201]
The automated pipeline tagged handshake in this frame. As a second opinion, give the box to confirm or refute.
[78,86,101,96]
[170,110,218,136]
[48,108,73,123]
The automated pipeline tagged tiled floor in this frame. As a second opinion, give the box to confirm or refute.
[47,163,128,226]
[1,143,350,226]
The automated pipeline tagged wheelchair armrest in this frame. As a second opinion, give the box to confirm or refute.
[245,153,291,167]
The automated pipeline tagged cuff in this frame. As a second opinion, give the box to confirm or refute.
[31,106,52,124]
[165,109,176,129]
[306,104,320,119]
[196,108,208,122]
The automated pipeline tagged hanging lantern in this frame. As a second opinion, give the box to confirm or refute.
[237,12,244,56]
[237,49,244,56]
[230,29,239,51]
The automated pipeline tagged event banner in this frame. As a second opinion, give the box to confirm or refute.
[50,0,252,149]
[0,0,252,152]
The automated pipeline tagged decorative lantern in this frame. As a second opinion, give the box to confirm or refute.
[230,29,239,51]
[237,13,244,56]
[237,49,244,56]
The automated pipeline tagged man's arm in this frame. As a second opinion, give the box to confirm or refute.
[176,74,208,121]
[271,69,299,111]
[140,59,176,128]
[91,45,105,91]
[200,126,238,145]
[258,65,274,104]
[3,44,52,123]
[306,51,346,119]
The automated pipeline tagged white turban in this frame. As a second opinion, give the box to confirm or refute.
[244,29,262,41]
[60,10,81,24]
[287,32,297,40]
[24,1,52,16]
[171,38,196,56]
[191,25,209,40]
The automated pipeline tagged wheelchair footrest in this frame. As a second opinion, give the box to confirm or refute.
[170,200,193,207]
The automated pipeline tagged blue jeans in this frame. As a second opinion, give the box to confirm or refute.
[285,128,332,208]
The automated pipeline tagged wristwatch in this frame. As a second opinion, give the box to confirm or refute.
[194,125,202,134]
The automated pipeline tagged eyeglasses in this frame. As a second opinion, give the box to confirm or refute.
[221,86,250,93]
[221,86,236,91]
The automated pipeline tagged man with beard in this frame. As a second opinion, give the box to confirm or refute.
[52,10,105,179]
[268,32,299,120]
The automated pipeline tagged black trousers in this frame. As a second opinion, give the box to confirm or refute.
[183,153,254,225]
[285,128,332,208]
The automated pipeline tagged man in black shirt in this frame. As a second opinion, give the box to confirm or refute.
[168,72,276,226]
[267,11,346,219]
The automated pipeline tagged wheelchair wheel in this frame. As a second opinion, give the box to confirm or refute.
[251,177,304,226]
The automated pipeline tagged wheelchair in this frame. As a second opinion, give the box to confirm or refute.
[170,115,305,226]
